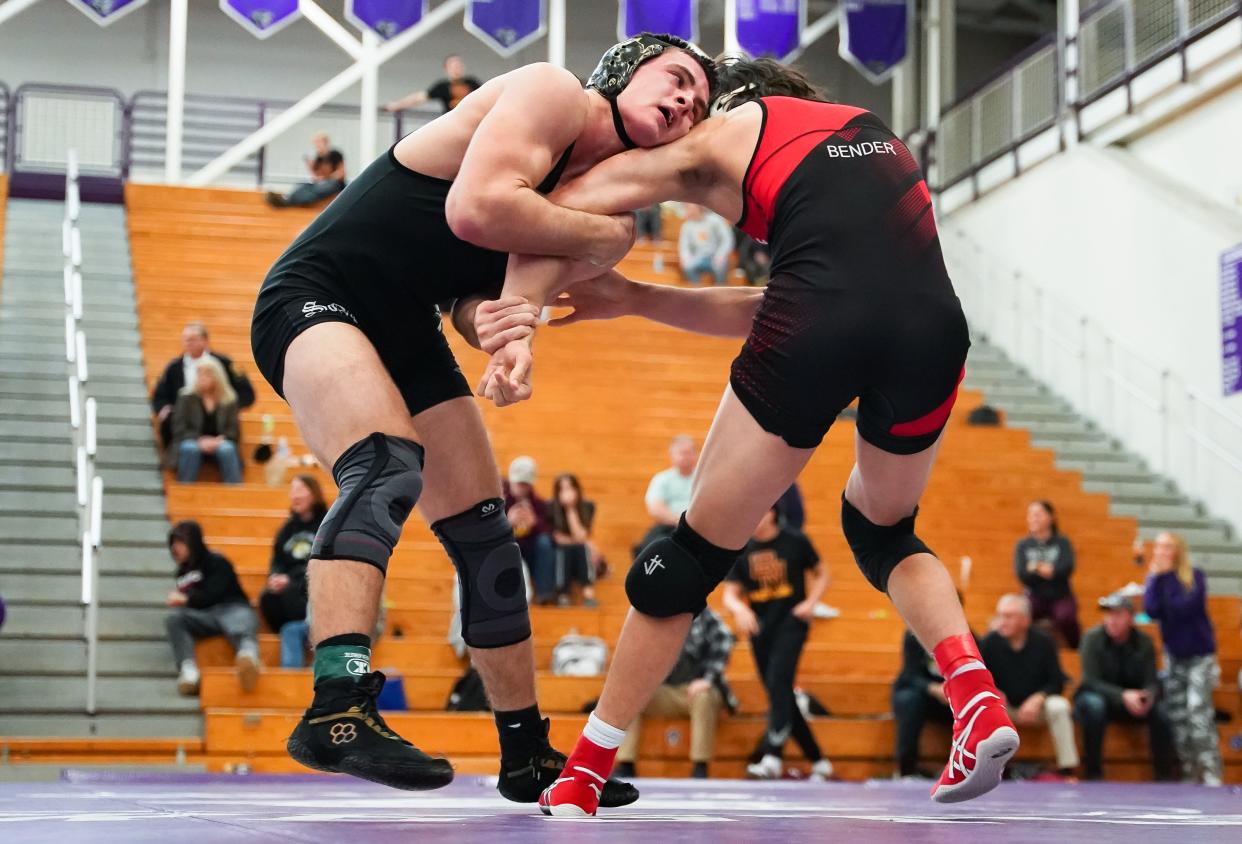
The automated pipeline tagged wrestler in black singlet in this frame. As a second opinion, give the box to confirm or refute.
[251,144,573,414]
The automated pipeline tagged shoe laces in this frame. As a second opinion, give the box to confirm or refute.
[337,671,411,746]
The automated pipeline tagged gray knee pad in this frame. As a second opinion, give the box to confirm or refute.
[432,499,531,649]
[840,494,933,593]
[625,516,742,617]
[311,433,424,575]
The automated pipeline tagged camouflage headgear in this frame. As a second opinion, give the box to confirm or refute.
[586,32,717,149]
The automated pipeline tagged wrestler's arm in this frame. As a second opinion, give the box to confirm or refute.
[445,64,632,265]
[551,271,762,339]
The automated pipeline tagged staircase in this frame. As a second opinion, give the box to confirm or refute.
[964,337,1242,595]
[0,198,199,739]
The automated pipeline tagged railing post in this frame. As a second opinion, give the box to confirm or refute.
[1159,369,1171,474]
[1012,64,1024,178]
[1175,0,1191,81]
[1079,315,1090,413]
[1122,0,1136,114]
[256,102,267,189]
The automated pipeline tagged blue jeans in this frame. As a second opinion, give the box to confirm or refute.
[177,439,242,483]
[682,255,728,286]
[280,620,310,668]
[286,179,344,206]
[521,533,557,603]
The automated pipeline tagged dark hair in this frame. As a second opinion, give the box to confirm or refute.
[1030,499,1059,536]
[168,519,209,566]
[291,473,329,521]
[712,55,829,111]
[550,473,591,534]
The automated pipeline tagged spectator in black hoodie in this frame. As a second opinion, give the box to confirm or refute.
[163,520,259,696]
[258,474,328,635]
[1015,500,1081,648]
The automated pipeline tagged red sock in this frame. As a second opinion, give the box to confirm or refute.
[932,633,984,680]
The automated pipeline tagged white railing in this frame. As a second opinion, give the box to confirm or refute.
[62,150,104,716]
[946,228,1242,534]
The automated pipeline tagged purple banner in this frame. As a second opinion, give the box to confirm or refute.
[736,0,805,62]
[219,0,301,40]
[464,0,546,57]
[618,0,696,42]
[65,0,149,27]
[347,0,426,39]
[1222,243,1242,397]
[839,0,909,84]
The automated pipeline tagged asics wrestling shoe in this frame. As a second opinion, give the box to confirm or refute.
[930,660,1019,803]
[286,671,454,790]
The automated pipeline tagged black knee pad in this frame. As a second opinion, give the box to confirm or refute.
[625,515,742,617]
[432,499,530,649]
[312,433,424,575]
[840,494,933,593]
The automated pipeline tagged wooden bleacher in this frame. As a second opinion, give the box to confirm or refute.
[106,182,1241,781]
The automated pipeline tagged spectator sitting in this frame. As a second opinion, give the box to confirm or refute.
[1073,592,1177,781]
[891,627,953,778]
[266,132,346,208]
[504,456,556,605]
[1142,531,1223,786]
[634,203,663,243]
[678,204,734,286]
[633,434,697,555]
[775,482,805,530]
[259,474,328,657]
[723,505,833,781]
[548,473,600,607]
[385,53,482,114]
[980,594,1079,778]
[735,228,771,286]
[613,607,736,780]
[163,520,259,696]
[168,356,243,484]
[1015,499,1081,648]
[150,321,254,448]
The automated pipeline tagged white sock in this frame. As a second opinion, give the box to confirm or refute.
[583,712,626,750]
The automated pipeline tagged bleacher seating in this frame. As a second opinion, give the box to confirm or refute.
[112,182,1240,782]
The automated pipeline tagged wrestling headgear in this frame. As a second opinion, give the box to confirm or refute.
[586,32,717,149]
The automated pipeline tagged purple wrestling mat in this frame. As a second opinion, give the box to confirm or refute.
[1,772,1239,843]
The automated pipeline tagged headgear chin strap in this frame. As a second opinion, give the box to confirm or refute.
[586,31,717,150]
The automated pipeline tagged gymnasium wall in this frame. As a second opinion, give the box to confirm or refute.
[941,82,1242,532]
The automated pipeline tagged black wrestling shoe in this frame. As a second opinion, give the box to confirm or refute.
[497,718,639,807]
[286,671,454,790]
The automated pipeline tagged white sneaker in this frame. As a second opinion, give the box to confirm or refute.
[747,754,783,779]
[236,643,260,693]
[809,759,834,781]
[812,603,840,619]
[176,660,200,696]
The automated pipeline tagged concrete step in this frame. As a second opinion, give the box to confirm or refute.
[0,305,137,328]
[1081,478,1179,504]
[1019,419,1101,439]
[0,396,147,422]
[1,604,180,639]
[0,490,166,518]
[0,358,145,381]
[0,284,135,309]
[0,638,176,676]
[1137,523,1232,547]
[0,713,202,739]
[0,572,171,606]
[0,375,147,403]
[0,543,170,575]
[0,464,163,494]
[0,320,139,345]
[1201,551,1242,573]
[0,340,143,366]
[1058,458,1151,480]
[0,514,168,546]
[1109,501,1203,523]
[0,677,200,714]
[1031,438,1118,459]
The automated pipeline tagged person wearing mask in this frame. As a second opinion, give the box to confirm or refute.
[634,435,697,554]
[723,505,833,781]
[150,321,254,447]
[677,203,734,286]
[1142,531,1223,785]
[259,475,329,647]
[168,356,243,484]
[504,455,556,605]
[980,594,1078,778]
[384,54,483,114]
[548,473,600,607]
[1074,593,1177,781]
[613,608,735,780]
[1015,500,1080,648]
[163,520,259,695]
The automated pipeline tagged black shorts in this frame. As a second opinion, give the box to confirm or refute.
[730,273,970,452]
[250,275,472,417]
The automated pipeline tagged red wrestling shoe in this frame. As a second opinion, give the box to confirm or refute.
[930,659,1019,803]
[537,733,615,817]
